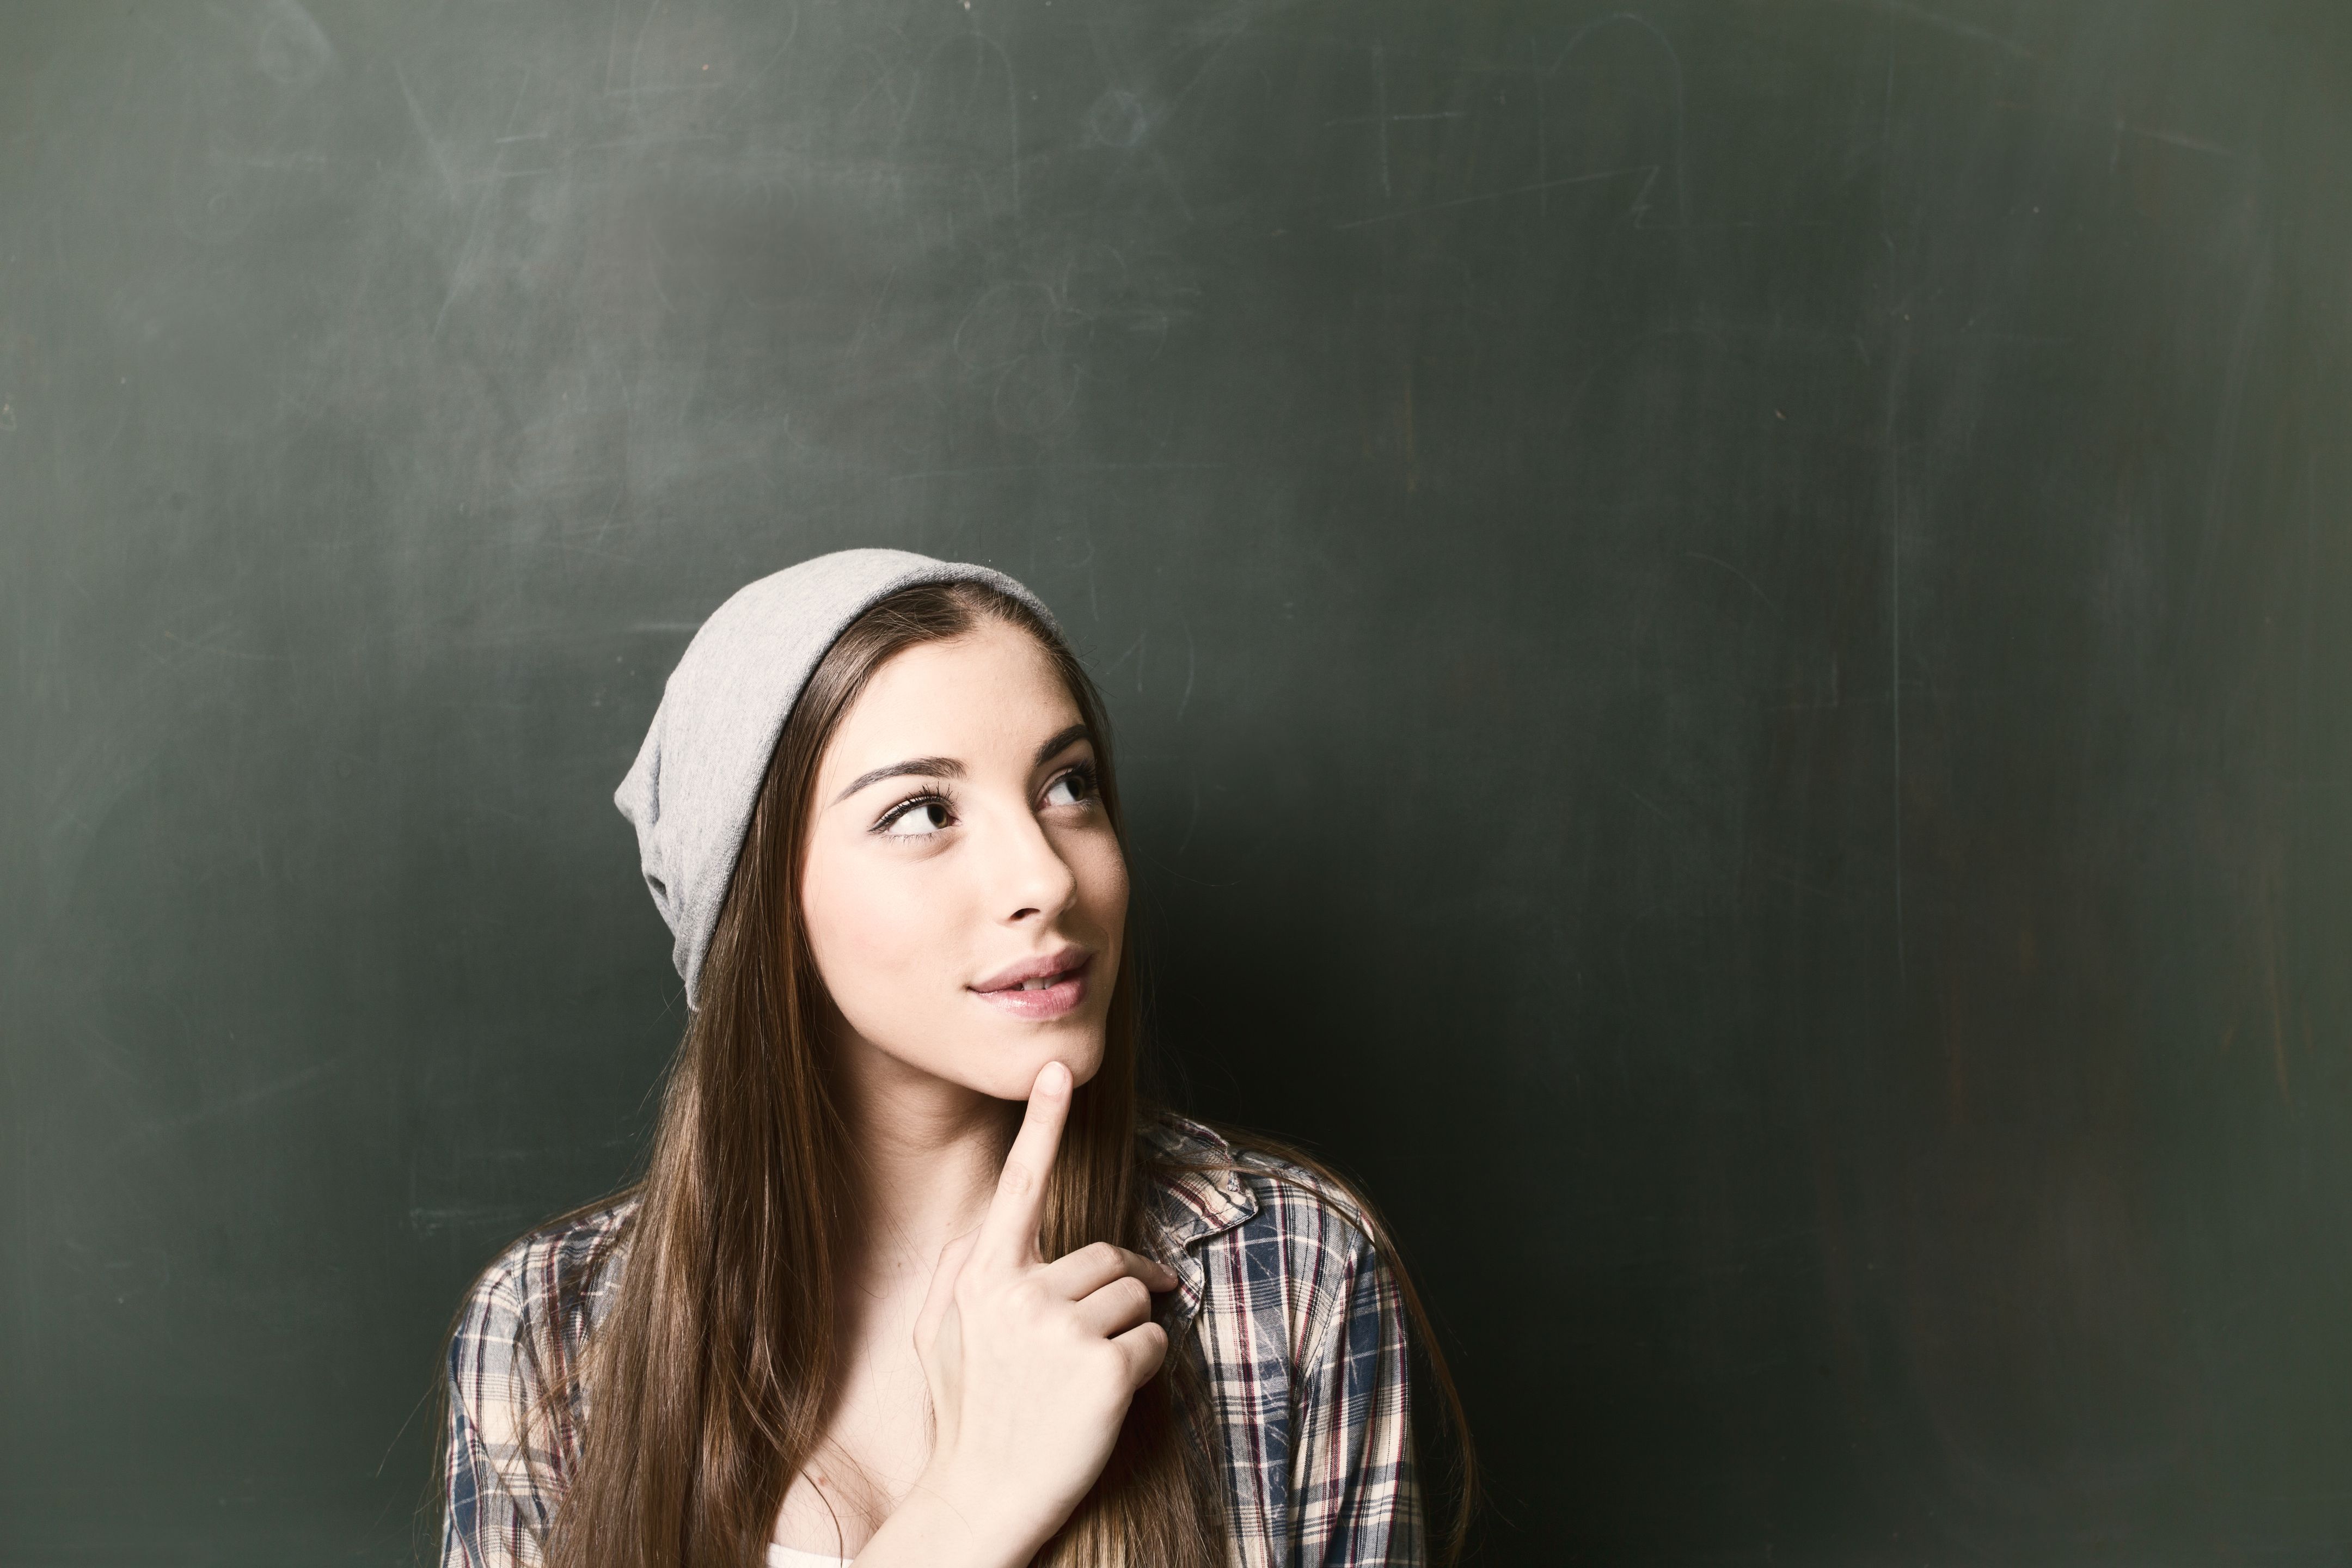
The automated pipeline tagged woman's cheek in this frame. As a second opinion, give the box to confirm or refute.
[805,855,940,1035]
[1077,834,1130,934]
[838,873,953,1001]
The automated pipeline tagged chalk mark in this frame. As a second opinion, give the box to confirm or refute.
[1685,550,1778,614]
[1879,27,1908,981]
[157,628,285,664]
[1178,617,1196,719]
[392,63,460,204]
[2196,244,2271,593]
[1100,630,1147,694]
[1886,433,1904,979]
[2112,120,2233,158]
[730,0,803,111]
[1868,0,2038,62]
[1540,14,1690,231]
[1332,166,1650,230]
[885,461,1223,482]
[133,1055,354,1142]
[1325,111,1469,126]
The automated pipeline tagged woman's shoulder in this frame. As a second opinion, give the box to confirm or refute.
[454,1195,640,1353]
[1141,1111,1381,1265]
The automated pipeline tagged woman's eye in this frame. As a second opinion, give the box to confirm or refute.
[1043,769,1094,808]
[880,799,952,837]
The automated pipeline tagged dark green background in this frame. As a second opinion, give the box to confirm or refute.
[6,1,2349,1561]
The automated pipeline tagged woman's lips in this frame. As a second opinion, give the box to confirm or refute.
[969,952,1093,1021]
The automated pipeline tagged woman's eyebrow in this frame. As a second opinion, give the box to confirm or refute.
[832,726,1088,805]
[1033,723,1091,767]
[833,756,961,804]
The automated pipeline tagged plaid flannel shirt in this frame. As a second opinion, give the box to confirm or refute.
[442,1114,1423,1568]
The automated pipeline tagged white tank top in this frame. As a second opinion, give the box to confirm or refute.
[766,1546,847,1568]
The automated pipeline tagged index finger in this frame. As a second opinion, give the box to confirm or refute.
[975,1060,1072,1267]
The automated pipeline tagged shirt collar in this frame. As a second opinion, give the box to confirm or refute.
[1141,1113,1258,1334]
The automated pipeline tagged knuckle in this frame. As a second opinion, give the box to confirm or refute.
[1080,1240,1121,1271]
[999,1161,1036,1199]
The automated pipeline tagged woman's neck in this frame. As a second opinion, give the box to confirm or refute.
[829,1033,1018,1284]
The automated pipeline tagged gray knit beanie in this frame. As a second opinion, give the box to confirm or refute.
[615,548,1057,1008]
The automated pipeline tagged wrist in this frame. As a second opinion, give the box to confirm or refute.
[862,1471,1045,1568]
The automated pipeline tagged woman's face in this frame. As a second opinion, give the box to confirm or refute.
[800,618,1128,1102]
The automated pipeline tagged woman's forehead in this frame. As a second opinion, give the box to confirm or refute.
[821,623,1081,773]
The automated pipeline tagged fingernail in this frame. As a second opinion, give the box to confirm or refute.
[1043,1061,1071,1093]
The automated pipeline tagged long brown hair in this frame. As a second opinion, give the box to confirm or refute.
[495,581,1473,1567]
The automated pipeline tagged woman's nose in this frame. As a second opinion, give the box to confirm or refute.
[986,805,1078,924]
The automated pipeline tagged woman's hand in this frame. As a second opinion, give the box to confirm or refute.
[865,1061,1178,1567]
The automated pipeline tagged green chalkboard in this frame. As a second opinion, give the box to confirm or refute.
[7,1,2351,1561]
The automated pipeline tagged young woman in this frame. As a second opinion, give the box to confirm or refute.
[439,549,1469,1568]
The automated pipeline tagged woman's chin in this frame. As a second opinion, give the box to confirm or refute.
[976,1027,1106,1100]
[838,1005,1107,1100]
